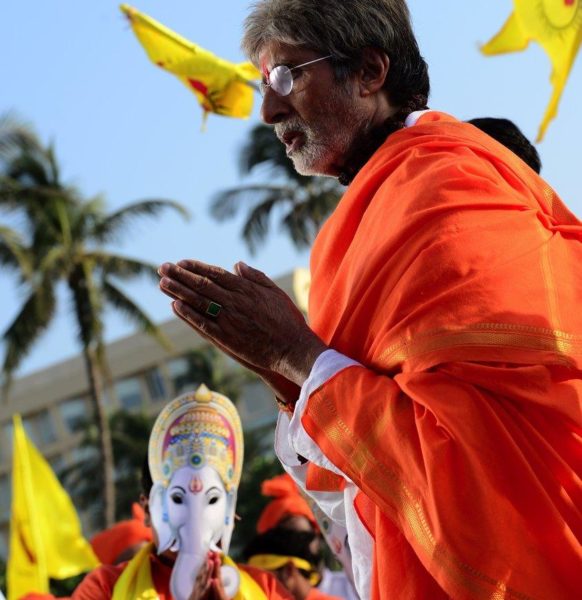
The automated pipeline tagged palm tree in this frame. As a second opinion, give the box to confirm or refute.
[0,115,189,527]
[210,123,342,253]
[59,409,156,529]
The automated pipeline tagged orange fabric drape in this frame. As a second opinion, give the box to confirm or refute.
[90,503,153,566]
[302,112,582,599]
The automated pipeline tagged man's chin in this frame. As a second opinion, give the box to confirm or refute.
[290,152,334,178]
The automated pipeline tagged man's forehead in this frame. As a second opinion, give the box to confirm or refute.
[258,42,319,72]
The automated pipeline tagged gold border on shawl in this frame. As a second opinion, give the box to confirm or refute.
[378,322,582,370]
[315,389,537,600]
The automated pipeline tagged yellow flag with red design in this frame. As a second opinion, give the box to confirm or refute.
[120,4,260,123]
[7,415,99,600]
[482,0,582,141]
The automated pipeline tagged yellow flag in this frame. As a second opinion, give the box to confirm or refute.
[482,1,582,141]
[120,4,261,122]
[7,415,99,600]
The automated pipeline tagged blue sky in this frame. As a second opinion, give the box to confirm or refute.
[1,0,581,376]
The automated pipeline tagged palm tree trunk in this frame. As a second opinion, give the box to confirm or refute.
[81,345,116,528]
[68,264,116,529]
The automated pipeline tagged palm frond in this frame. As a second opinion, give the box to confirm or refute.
[210,184,296,221]
[280,184,341,248]
[102,280,172,351]
[0,113,42,161]
[0,225,31,275]
[38,244,69,275]
[241,193,292,254]
[46,143,61,186]
[239,124,308,183]
[92,199,190,243]
[1,280,56,378]
[6,151,52,187]
[87,252,159,283]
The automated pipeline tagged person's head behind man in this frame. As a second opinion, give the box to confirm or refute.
[244,527,324,600]
[242,0,429,181]
[467,117,542,174]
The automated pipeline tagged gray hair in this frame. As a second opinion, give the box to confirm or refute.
[242,0,429,110]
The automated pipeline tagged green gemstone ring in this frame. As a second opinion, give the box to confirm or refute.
[206,301,222,318]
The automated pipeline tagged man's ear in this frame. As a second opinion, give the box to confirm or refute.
[358,47,390,97]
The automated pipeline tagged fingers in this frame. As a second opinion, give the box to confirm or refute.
[160,263,228,300]
[173,259,240,291]
[172,301,221,337]
[234,261,275,288]
[160,276,222,317]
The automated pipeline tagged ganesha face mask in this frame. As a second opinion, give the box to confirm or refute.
[148,385,243,600]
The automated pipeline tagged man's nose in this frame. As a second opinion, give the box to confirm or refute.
[260,88,291,124]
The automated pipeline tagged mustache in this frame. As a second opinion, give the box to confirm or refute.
[275,120,307,142]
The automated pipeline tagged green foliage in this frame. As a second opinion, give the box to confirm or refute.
[0,556,85,596]
[174,346,256,402]
[59,409,157,529]
[211,123,342,253]
[50,573,86,595]
[0,556,5,596]
[230,424,284,559]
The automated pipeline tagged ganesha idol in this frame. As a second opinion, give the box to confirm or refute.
[148,384,246,599]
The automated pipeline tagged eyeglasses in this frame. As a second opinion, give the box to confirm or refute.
[260,55,333,97]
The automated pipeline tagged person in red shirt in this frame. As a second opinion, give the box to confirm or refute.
[71,386,293,600]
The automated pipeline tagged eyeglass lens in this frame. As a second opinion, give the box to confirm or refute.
[262,55,332,97]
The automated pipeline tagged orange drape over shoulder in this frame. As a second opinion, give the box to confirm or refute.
[303,112,582,599]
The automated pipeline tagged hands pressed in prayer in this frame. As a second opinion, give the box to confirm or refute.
[158,260,328,391]
[189,552,228,600]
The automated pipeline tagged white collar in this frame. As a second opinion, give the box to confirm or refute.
[404,109,433,128]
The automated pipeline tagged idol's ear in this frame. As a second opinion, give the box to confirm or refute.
[219,490,237,555]
[149,483,176,554]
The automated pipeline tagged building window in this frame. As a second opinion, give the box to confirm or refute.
[0,422,13,467]
[25,410,57,446]
[115,376,144,411]
[49,453,66,476]
[0,528,7,560]
[237,381,278,429]
[70,445,98,466]
[167,356,194,395]
[0,475,10,522]
[145,367,166,402]
[60,397,89,433]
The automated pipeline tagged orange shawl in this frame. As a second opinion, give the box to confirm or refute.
[302,112,582,599]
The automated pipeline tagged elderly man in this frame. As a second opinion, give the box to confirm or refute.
[158,1,582,598]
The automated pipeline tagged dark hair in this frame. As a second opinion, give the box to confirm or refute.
[243,527,322,572]
[242,0,429,111]
[141,454,153,496]
[467,117,542,174]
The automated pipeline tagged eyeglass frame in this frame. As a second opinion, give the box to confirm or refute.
[260,54,334,97]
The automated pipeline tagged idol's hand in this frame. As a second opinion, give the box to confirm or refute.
[159,260,327,386]
[189,553,227,600]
